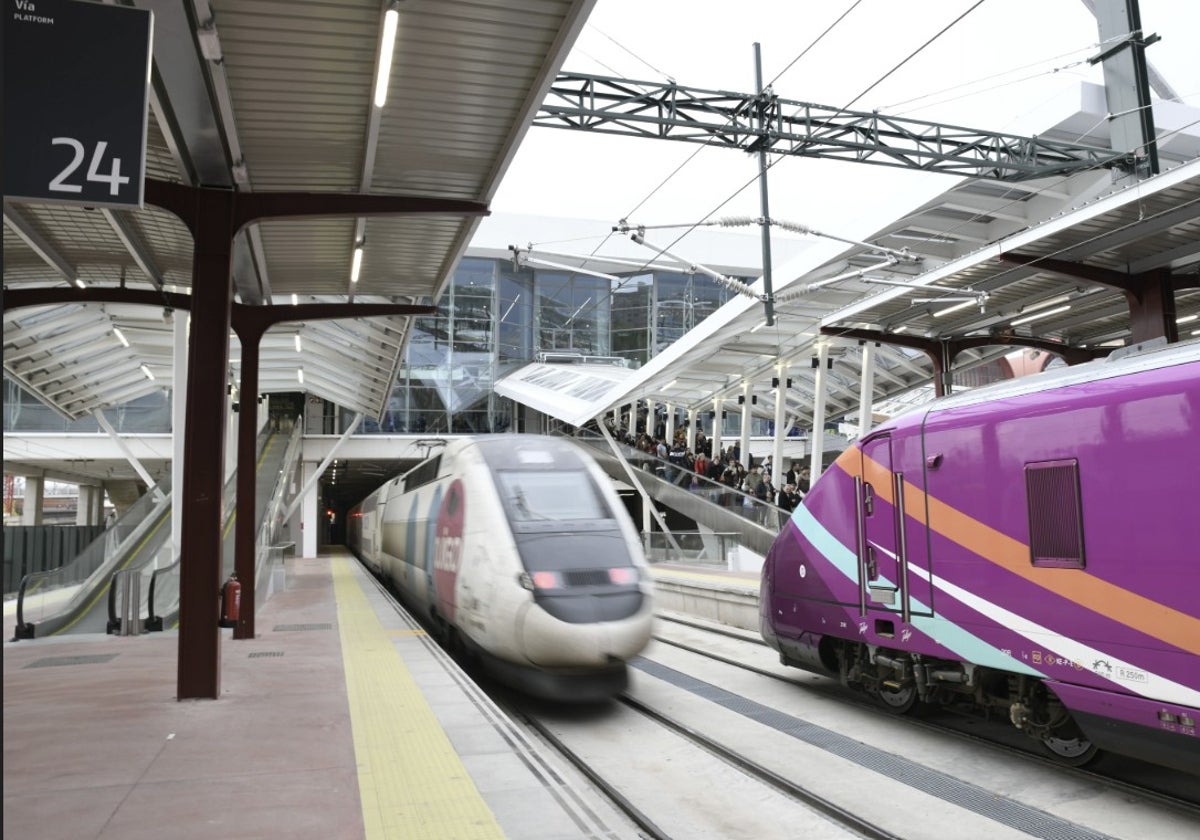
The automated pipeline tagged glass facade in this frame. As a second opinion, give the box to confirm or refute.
[4,257,740,436]
[4,379,173,433]
[353,257,738,435]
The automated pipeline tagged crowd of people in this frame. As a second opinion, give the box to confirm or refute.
[606,421,812,520]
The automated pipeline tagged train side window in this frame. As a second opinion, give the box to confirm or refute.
[404,455,442,493]
[1025,459,1085,569]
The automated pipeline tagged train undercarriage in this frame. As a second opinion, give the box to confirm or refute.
[794,636,1099,766]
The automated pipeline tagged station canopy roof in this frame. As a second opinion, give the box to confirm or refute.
[4,0,595,423]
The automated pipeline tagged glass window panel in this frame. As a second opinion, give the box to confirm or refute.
[495,470,610,521]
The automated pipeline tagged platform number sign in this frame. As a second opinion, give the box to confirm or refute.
[4,0,153,208]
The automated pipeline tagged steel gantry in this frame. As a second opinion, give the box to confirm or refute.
[534,72,1139,182]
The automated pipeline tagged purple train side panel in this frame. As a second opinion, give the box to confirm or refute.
[760,340,1200,771]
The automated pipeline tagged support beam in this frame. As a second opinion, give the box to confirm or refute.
[858,342,877,438]
[809,344,830,481]
[172,312,189,566]
[710,397,723,461]
[230,300,432,641]
[94,409,164,501]
[103,209,164,288]
[3,205,77,284]
[282,414,363,526]
[998,254,1180,344]
[597,422,681,554]
[771,368,788,487]
[133,176,488,701]
[820,325,1104,397]
[738,382,751,467]
[1090,0,1159,178]
[22,475,44,525]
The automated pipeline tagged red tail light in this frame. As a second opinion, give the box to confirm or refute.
[608,567,638,584]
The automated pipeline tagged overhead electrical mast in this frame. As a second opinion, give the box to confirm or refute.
[752,43,777,327]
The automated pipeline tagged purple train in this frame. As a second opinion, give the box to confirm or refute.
[760,339,1200,772]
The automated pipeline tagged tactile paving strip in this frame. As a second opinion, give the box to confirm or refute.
[333,556,505,840]
[24,654,119,668]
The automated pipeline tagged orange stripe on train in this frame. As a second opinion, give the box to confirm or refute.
[832,452,1200,653]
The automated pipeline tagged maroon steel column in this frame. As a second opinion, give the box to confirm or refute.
[229,303,432,641]
[144,178,487,697]
[1127,268,1178,345]
[176,187,234,699]
[232,325,263,641]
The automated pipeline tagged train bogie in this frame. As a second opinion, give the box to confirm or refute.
[761,340,1200,772]
[349,435,654,701]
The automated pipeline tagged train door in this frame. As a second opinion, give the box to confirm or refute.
[857,434,906,617]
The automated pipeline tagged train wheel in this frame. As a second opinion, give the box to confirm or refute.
[876,682,918,715]
[1040,732,1099,766]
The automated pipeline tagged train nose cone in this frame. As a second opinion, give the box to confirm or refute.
[518,592,653,668]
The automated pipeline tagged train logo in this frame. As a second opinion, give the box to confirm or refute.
[434,479,465,622]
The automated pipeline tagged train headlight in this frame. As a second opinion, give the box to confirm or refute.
[517,571,563,591]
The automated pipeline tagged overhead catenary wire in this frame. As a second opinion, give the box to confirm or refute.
[523,0,1169,352]
[520,1,871,313]
[617,0,990,317]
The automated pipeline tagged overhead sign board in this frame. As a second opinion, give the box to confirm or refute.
[4,0,153,208]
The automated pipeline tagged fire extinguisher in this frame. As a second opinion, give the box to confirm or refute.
[220,573,241,628]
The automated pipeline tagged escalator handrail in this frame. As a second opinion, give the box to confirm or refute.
[144,414,303,631]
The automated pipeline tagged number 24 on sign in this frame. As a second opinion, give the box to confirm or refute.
[49,138,130,197]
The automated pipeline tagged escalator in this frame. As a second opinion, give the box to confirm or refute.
[11,421,301,639]
[565,431,781,558]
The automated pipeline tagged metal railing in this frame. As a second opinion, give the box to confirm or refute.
[13,473,172,639]
[144,416,303,632]
[642,530,742,567]
[567,428,792,531]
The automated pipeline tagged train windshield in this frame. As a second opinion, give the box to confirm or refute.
[496,470,610,522]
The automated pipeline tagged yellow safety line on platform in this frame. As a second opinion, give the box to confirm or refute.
[332,556,505,840]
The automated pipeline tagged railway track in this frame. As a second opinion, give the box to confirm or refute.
[652,613,1200,818]
[504,686,894,840]
[359,557,1199,838]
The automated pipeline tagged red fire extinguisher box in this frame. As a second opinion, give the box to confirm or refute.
[219,574,241,628]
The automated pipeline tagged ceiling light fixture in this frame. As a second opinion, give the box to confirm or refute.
[294,334,302,352]
[291,293,299,305]
[931,299,975,318]
[1011,304,1071,326]
[140,364,155,381]
[74,278,87,289]
[113,328,129,347]
[1177,314,1198,324]
[1020,294,1071,313]
[351,245,364,283]
[373,2,401,108]
[297,368,305,385]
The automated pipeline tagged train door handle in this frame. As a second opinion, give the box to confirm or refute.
[863,483,874,517]
[866,546,878,580]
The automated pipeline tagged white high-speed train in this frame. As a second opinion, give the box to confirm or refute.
[347,435,654,700]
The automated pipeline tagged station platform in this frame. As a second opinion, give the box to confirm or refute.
[2,550,634,840]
